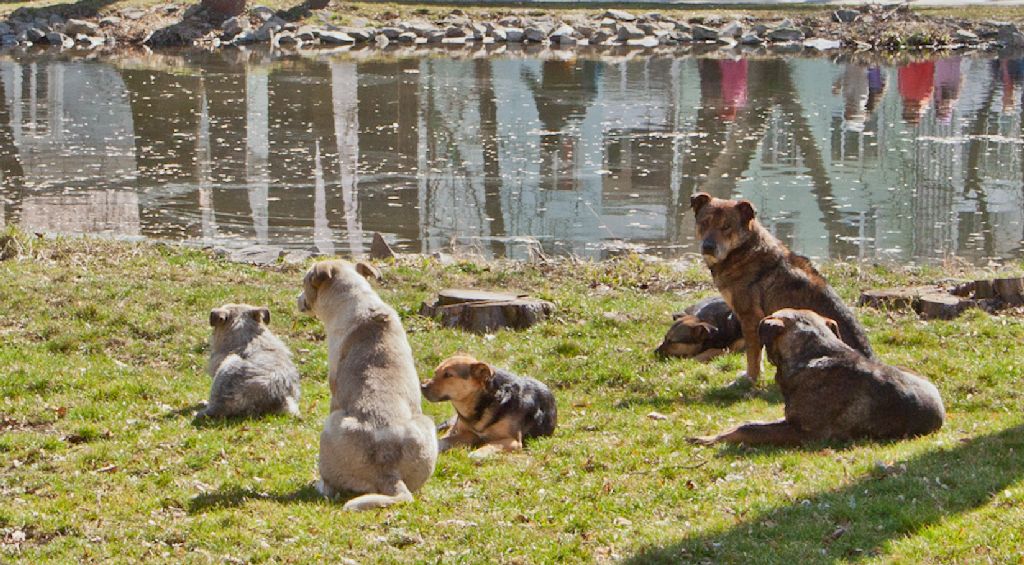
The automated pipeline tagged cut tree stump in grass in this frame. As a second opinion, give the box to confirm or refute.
[916,293,976,320]
[420,289,555,333]
[861,276,1023,320]
[857,286,940,310]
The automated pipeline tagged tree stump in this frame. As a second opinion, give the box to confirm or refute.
[992,277,1024,304]
[916,294,976,320]
[857,286,940,311]
[420,289,554,333]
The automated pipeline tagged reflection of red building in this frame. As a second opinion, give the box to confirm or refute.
[898,61,934,124]
[719,60,748,122]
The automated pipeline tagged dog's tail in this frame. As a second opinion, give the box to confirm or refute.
[341,478,414,512]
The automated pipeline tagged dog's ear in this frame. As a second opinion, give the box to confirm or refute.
[470,362,494,382]
[823,317,841,339]
[690,192,712,214]
[757,317,786,345]
[355,261,381,281]
[736,199,757,225]
[250,307,270,325]
[209,308,227,327]
[696,322,717,339]
[308,262,339,289]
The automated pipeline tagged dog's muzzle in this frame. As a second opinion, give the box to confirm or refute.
[296,293,309,313]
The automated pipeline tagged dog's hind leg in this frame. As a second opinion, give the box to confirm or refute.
[342,476,414,512]
[689,419,804,446]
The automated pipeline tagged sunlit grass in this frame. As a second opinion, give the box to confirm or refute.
[1,230,1022,563]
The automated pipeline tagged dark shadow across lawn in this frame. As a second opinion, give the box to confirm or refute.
[188,482,325,513]
[626,423,1024,563]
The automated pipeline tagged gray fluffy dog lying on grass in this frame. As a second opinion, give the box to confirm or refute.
[199,304,301,419]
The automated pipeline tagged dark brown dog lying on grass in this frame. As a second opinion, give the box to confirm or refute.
[656,296,744,361]
[691,309,944,446]
[421,354,557,458]
[691,192,874,385]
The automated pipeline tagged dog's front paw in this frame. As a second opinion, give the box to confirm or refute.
[315,479,338,500]
[469,445,500,460]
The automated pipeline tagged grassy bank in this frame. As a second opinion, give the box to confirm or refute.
[1,231,1023,563]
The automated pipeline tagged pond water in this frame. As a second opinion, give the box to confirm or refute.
[0,49,1022,263]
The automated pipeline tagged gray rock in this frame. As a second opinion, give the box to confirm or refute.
[490,27,507,41]
[505,27,524,42]
[44,31,73,48]
[296,25,317,41]
[599,18,617,29]
[638,22,656,35]
[26,27,46,42]
[282,249,314,265]
[605,9,636,22]
[250,6,276,22]
[406,23,436,37]
[719,20,743,38]
[557,34,577,46]
[99,16,122,28]
[65,18,99,36]
[591,29,612,44]
[445,25,466,38]
[426,31,445,44]
[997,23,1024,47]
[616,23,645,41]
[550,24,575,40]
[673,22,690,33]
[626,36,658,48]
[222,16,248,37]
[470,23,487,39]
[644,12,664,22]
[229,245,283,266]
[1,34,18,47]
[318,30,355,44]
[692,24,719,41]
[374,34,389,47]
[768,27,804,42]
[441,36,466,45]
[671,31,692,43]
[379,26,401,39]
[122,8,146,20]
[752,23,769,35]
[0,23,11,36]
[954,29,978,43]
[370,232,396,260]
[575,25,595,38]
[397,31,417,43]
[833,9,859,24]
[344,27,371,42]
[803,38,841,50]
[739,33,763,46]
[524,27,547,42]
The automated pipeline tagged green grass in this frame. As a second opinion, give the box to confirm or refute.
[1,230,1023,563]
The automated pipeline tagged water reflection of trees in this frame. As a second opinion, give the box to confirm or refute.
[0,52,1022,262]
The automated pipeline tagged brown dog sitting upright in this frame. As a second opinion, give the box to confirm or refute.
[691,309,944,446]
[421,354,557,458]
[691,192,874,384]
[656,296,744,361]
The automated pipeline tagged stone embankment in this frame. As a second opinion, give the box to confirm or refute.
[2,2,1024,53]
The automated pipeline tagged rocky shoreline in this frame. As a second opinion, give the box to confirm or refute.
[2,2,1024,55]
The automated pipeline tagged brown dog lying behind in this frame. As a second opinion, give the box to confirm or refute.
[691,192,874,384]
[421,354,557,458]
[656,296,744,361]
[691,309,944,446]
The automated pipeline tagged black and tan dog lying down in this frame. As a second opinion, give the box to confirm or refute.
[421,354,557,458]
[691,309,945,446]
[656,296,744,361]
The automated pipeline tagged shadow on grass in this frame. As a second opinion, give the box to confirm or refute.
[699,382,784,407]
[625,423,1024,563]
[161,402,205,420]
[5,0,118,20]
[188,482,326,513]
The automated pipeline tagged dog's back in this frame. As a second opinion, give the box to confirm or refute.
[488,370,557,439]
[763,252,874,358]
